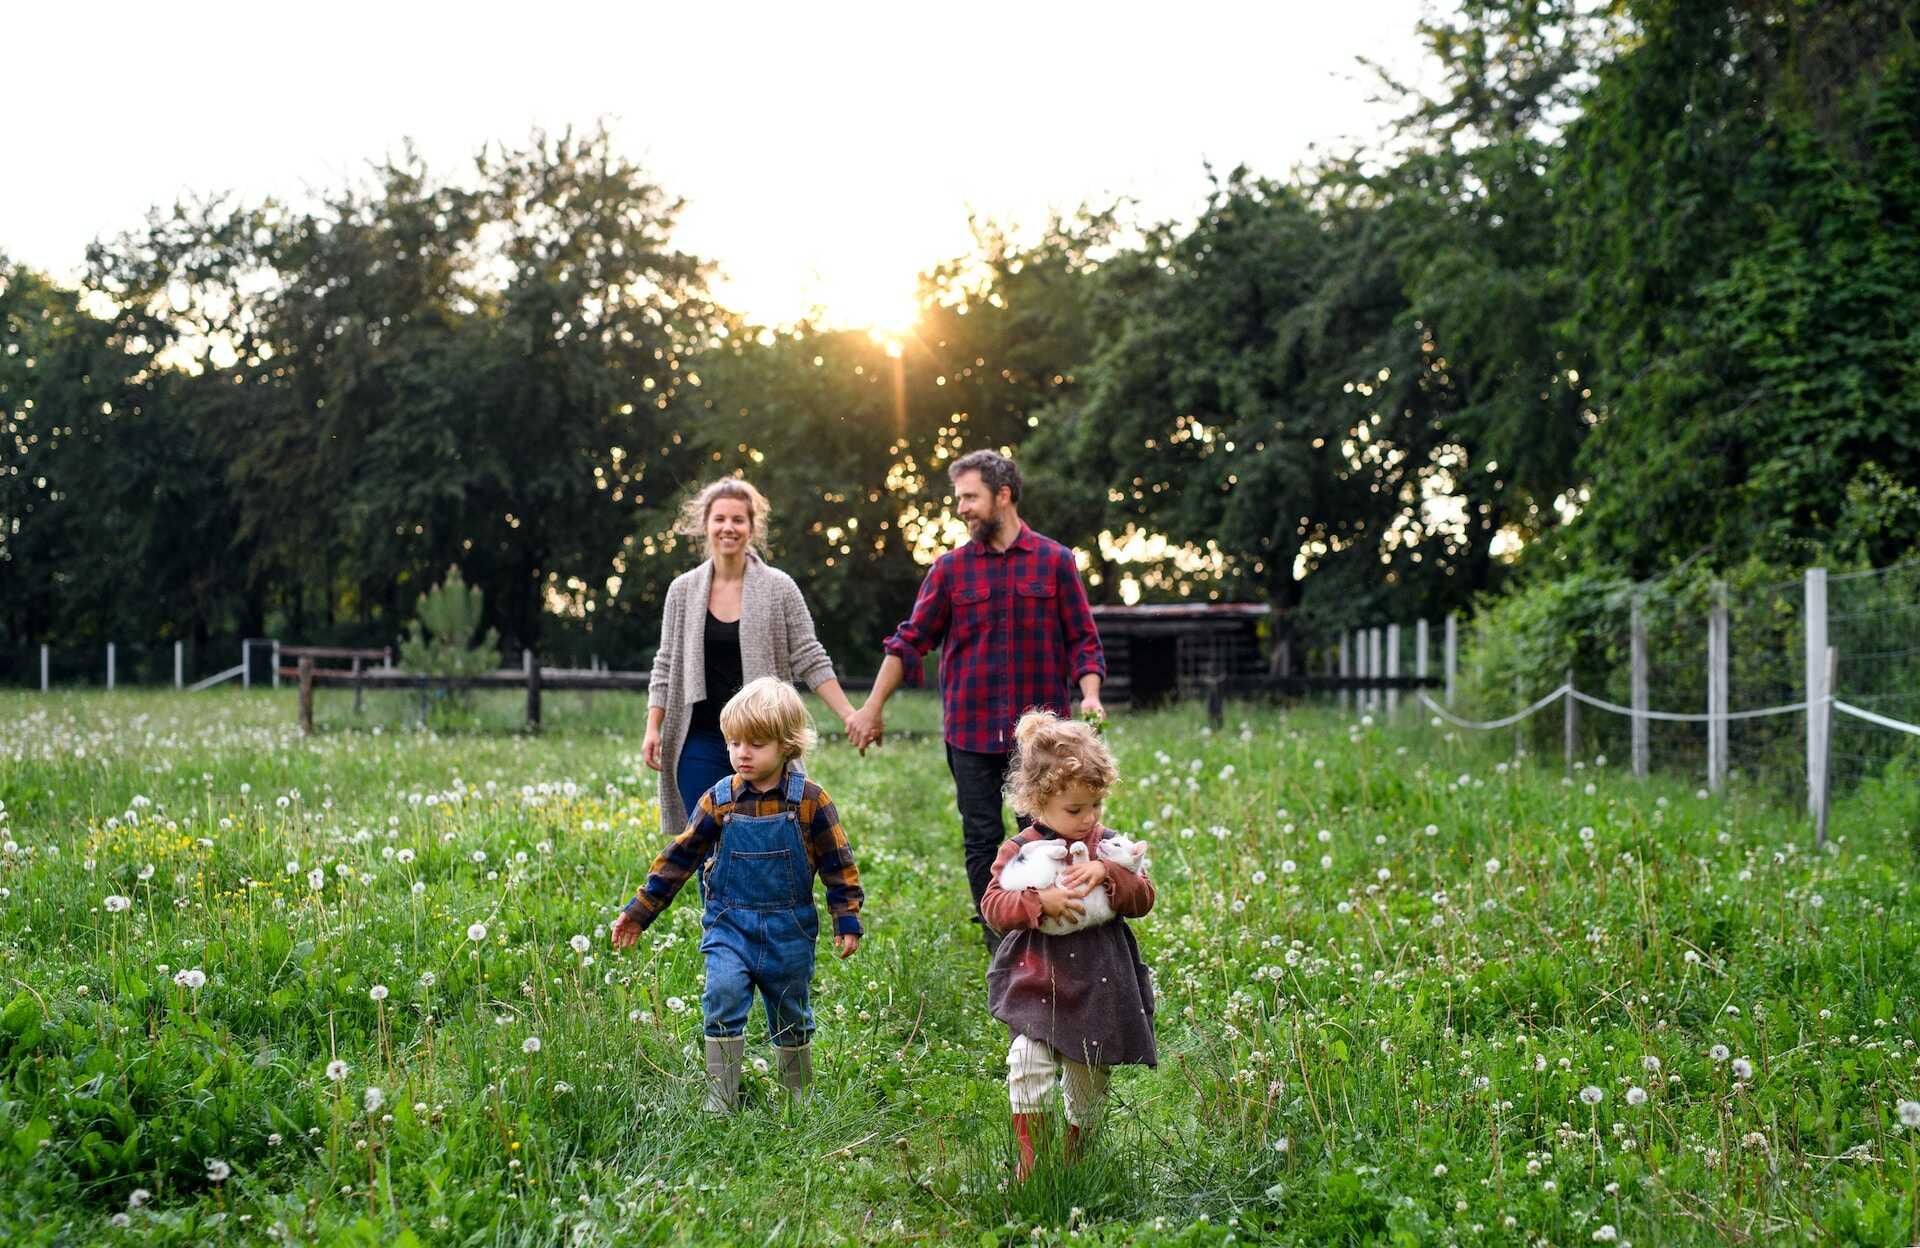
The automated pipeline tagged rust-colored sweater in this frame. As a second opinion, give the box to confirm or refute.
[978,825,1155,932]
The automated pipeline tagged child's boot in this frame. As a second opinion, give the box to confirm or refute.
[1012,1113,1040,1182]
[775,1043,812,1100]
[702,1036,745,1114]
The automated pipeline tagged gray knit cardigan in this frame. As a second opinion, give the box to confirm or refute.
[649,556,837,837]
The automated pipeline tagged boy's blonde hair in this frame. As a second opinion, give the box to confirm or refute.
[719,676,816,760]
[674,477,772,561]
[1003,710,1118,815]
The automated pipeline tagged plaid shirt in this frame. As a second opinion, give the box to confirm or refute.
[882,523,1106,753]
[623,768,864,937]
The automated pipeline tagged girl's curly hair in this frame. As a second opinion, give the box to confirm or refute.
[1003,710,1118,815]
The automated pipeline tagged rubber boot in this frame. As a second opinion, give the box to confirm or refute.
[775,1043,813,1101]
[1012,1112,1041,1182]
[702,1036,745,1114]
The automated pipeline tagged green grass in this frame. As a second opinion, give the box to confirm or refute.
[0,688,1916,1245]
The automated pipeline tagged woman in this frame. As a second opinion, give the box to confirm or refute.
[643,478,860,837]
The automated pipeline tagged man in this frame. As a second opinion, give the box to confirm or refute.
[848,449,1105,951]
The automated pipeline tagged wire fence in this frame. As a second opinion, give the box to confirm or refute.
[1328,559,1920,841]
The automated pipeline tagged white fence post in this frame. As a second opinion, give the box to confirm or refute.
[1707,582,1729,793]
[1415,618,1429,685]
[242,641,252,690]
[1386,623,1401,717]
[1444,613,1458,706]
[40,644,49,692]
[1805,567,1828,822]
[107,643,116,690]
[1338,632,1351,711]
[174,641,184,690]
[272,640,282,690]
[1368,627,1383,714]
[1564,667,1578,771]
[1815,646,1837,849]
[1630,594,1649,779]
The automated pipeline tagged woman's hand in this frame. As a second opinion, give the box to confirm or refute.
[1059,859,1108,893]
[610,912,641,948]
[641,727,663,772]
[1037,885,1088,922]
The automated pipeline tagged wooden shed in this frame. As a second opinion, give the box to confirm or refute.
[1092,603,1272,706]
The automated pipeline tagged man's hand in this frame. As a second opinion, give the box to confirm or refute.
[1037,884,1088,922]
[1078,693,1105,724]
[1059,859,1108,893]
[834,932,860,959]
[846,703,884,754]
[610,911,641,949]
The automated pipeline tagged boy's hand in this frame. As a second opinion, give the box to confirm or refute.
[834,932,860,959]
[1037,885,1087,922]
[1060,860,1108,893]
[609,911,641,948]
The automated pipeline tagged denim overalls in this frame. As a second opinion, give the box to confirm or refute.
[698,766,819,1048]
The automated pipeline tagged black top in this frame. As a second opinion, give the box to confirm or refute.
[687,611,744,735]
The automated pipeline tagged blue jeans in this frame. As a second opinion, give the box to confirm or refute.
[675,727,732,829]
[698,767,819,1048]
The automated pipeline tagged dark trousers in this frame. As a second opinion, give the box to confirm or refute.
[946,745,1032,953]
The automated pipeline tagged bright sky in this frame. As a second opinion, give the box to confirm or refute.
[8,1,1439,330]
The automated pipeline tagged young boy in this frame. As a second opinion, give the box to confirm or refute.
[610,676,863,1112]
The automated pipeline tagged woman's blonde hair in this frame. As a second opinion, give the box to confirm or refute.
[1003,710,1118,815]
[674,477,772,560]
[719,676,817,761]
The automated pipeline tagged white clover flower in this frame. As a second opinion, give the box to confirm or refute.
[570,934,591,955]
[419,971,436,988]
[1376,868,1391,882]
[471,851,487,864]
[267,1133,283,1147]
[467,923,488,942]
[1593,1226,1617,1243]
[1485,858,1501,875]
[1626,1087,1647,1106]
[173,968,206,991]
[327,1060,350,1082]
[364,1087,384,1113]
[285,860,299,875]
[308,868,325,892]
[1731,1058,1754,1080]
[206,1159,231,1182]
[1580,1086,1604,1105]
[104,895,131,913]
[396,849,415,864]
[751,1056,769,1074]
[138,864,155,881]
[1898,1100,1920,1129]
[1432,1163,1447,1177]
[1281,860,1297,875]
[666,996,688,1013]
[1709,1044,1729,1062]
[411,882,426,895]
[109,1213,130,1229]
[1251,871,1268,886]
[522,1036,542,1054]
[1643,1056,1661,1073]
[368,985,388,1002]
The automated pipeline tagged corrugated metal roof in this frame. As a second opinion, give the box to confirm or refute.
[1089,603,1272,620]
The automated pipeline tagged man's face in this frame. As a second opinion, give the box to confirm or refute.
[953,471,1003,544]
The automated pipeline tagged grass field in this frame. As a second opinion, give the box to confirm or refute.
[1,687,1916,1246]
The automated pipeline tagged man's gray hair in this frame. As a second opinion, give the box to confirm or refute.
[949,449,1022,504]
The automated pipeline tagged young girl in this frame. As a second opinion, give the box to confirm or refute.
[978,711,1155,1179]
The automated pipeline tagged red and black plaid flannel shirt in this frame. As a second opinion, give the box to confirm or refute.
[881,524,1105,753]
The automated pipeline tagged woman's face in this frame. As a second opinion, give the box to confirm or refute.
[705,496,753,557]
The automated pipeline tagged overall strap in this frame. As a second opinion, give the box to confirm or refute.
[781,761,808,806]
[706,774,740,813]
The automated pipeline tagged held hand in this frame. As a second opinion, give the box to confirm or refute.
[641,729,664,772]
[1059,860,1108,893]
[1037,886,1087,922]
[834,932,861,959]
[1079,694,1105,725]
[609,911,641,949]
[847,705,884,755]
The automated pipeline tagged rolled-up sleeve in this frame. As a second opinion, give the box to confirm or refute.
[782,578,837,688]
[1057,556,1106,682]
[881,559,951,688]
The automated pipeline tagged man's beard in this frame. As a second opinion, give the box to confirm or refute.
[967,509,999,545]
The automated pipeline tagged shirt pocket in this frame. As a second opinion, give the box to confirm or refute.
[952,583,993,638]
[1014,577,1056,633]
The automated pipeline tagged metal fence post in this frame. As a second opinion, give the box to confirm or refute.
[1630,594,1649,779]
[107,643,116,691]
[1338,632,1351,712]
[1805,567,1829,822]
[1368,627,1383,715]
[1415,618,1429,685]
[40,644,49,692]
[1815,646,1837,849]
[272,640,281,690]
[1708,582,1729,793]
[243,640,251,690]
[1444,613,1458,706]
[174,640,184,690]
[1564,667,1578,771]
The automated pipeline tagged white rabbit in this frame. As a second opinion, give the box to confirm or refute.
[997,833,1149,936]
